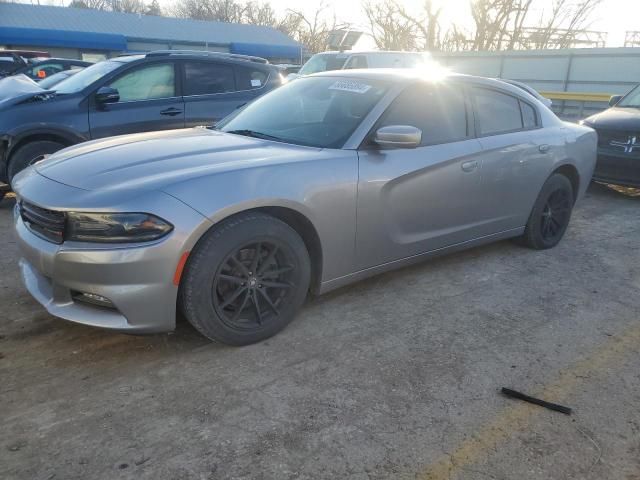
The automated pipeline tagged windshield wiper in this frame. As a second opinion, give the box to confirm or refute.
[225,129,285,142]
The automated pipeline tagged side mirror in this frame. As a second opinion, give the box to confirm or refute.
[95,86,120,105]
[374,125,422,149]
[609,95,623,107]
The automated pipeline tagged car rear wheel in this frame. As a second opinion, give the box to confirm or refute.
[518,173,574,250]
[7,140,65,184]
[180,212,311,345]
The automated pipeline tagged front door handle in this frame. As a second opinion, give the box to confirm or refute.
[539,144,550,153]
[160,108,183,117]
[461,160,478,172]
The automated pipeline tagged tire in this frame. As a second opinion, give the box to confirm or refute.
[7,140,65,184]
[180,212,311,346]
[518,173,574,250]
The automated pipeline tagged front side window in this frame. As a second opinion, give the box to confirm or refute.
[472,87,523,136]
[184,61,235,96]
[218,76,389,148]
[378,83,468,146]
[235,67,267,90]
[108,63,175,102]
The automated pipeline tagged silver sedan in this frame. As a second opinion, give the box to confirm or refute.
[12,70,597,345]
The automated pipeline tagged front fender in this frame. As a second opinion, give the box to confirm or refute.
[163,151,359,283]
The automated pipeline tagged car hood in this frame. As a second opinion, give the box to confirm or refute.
[584,107,640,130]
[0,74,55,107]
[35,127,320,192]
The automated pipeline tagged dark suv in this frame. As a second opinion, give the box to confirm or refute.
[0,51,284,187]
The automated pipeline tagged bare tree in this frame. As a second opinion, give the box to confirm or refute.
[394,0,443,50]
[287,3,349,53]
[363,0,419,51]
[111,0,146,14]
[172,0,245,22]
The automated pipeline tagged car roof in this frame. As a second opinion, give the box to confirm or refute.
[115,51,274,68]
[309,68,539,97]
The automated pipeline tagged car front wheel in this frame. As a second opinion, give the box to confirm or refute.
[180,212,311,345]
[8,140,65,184]
[519,173,574,250]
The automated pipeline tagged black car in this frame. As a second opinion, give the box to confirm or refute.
[583,85,640,188]
[8,58,92,82]
[0,50,284,190]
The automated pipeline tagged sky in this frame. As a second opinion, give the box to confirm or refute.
[31,0,640,49]
[263,0,640,49]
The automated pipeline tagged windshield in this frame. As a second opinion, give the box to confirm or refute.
[617,85,640,108]
[53,60,122,94]
[298,54,348,75]
[218,76,389,149]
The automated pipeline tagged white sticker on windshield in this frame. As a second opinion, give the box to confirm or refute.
[329,80,372,94]
[251,79,262,87]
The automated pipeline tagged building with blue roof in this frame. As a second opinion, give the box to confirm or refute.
[0,2,302,64]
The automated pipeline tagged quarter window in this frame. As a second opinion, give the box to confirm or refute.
[378,84,468,146]
[521,101,538,129]
[108,63,175,102]
[235,67,267,90]
[473,88,523,135]
[185,62,235,95]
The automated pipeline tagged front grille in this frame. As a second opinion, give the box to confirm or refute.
[595,128,640,158]
[20,201,66,244]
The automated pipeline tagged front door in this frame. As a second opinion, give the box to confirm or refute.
[89,62,184,139]
[356,83,486,270]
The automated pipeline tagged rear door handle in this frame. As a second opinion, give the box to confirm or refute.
[461,160,478,172]
[539,144,550,153]
[160,108,183,117]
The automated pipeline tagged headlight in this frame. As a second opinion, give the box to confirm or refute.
[66,212,173,243]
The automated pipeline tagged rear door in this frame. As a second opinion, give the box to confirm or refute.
[356,82,486,270]
[469,86,552,232]
[182,61,269,127]
[88,61,184,139]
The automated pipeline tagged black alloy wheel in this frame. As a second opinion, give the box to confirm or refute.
[213,241,296,332]
[518,173,574,250]
[540,188,571,243]
[180,212,311,345]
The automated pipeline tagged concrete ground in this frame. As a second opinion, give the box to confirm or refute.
[1,183,639,480]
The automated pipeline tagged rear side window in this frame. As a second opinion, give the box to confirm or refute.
[379,84,468,146]
[235,67,268,90]
[185,61,235,95]
[472,87,523,135]
[520,101,538,129]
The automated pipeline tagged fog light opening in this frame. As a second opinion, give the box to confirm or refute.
[72,291,115,309]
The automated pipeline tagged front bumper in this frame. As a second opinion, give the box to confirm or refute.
[593,151,640,188]
[15,214,180,333]
[12,173,212,334]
